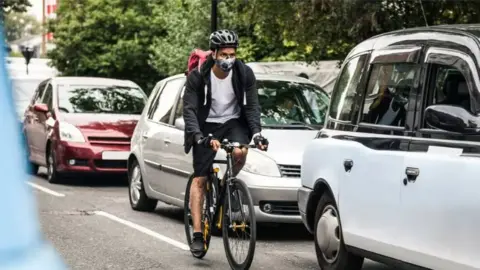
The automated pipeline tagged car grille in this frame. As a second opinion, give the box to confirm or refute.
[88,136,131,145]
[259,201,300,216]
[278,164,301,178]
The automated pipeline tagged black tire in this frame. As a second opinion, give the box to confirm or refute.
[184,175,212,259]
[314,192,364,270]
[128,160,157,212]
[222,179,256,270]
[46,145,63,184]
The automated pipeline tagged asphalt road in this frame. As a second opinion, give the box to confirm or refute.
[29,169,396,270]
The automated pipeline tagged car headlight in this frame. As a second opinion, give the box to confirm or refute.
[242,150,281,177]
[59,122,85,143]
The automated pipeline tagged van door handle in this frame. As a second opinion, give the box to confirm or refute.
[344,159,353,172]
[164,138,171,144]
[405,167,419,182]
[142,132,149,139]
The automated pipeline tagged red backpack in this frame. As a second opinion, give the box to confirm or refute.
[186,49,212,75]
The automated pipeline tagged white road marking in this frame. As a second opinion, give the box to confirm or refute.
[94,211,189,251]
[27,182,66,197]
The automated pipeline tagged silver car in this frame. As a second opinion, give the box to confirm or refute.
[127,72,330,223]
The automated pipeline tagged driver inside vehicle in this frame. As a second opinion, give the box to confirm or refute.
[365,65,412,126]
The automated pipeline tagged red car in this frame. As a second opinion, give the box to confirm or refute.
[23,77,147,183]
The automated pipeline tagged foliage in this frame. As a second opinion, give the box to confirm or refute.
[230,0,480,63]
[149,0,211,76]
[9,51,22,57]
[47,0,166,93]
[4,12,42,42]
[2,0,31,14]
[47,0,480,89]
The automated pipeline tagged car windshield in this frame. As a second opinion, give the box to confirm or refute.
[58,84,146,114]
[258,80,330,126]
[11,79,43,120]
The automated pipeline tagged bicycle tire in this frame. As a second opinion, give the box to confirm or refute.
[222,179,257,270]
[184,175,212,259]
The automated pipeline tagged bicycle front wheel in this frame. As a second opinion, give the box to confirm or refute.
[222,179,257,270]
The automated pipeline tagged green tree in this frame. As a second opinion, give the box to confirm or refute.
[149,0,211,76]
[2,0,31,14]
[47,0,166,93]
[4,12,42,42]
[233,0,480,63]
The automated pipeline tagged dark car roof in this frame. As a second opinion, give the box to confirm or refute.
[346,24,480,60]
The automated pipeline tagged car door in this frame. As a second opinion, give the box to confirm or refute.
[336,48,421,257]
[36,83,54,164]
[142,77,185,194]
[402,48,480,270]
[24,79,48,163]
[163,85,193,201]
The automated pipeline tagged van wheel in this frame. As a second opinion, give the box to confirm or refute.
[128,160,157,211]
[47,146,63,184]
[314,192,364,270]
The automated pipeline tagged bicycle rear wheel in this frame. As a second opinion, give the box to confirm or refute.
[222,179,257,270]
[184,175,212,259]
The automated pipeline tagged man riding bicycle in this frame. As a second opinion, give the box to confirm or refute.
[183,29,269,253]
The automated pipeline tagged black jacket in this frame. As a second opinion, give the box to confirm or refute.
[183,56,261,154]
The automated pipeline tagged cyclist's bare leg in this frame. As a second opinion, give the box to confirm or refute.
[232,148,248,176]
[190,176,206,233]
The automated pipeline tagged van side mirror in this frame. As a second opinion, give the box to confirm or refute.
[174,117,185,130]
[424,104,480,134]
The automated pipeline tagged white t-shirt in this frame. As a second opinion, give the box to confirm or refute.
[206,70,241,123]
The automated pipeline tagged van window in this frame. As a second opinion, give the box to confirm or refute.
[360,63,419,127]
[328,54,368,121]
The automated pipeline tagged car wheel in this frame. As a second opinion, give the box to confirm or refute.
[46,145,63,184]
[128,160,157,212]
[314,192,364,270]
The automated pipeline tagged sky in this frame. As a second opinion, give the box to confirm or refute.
[28,0,43,21]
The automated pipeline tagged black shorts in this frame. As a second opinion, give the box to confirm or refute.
[193,118,249,177]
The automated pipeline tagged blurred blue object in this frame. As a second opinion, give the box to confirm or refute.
[0,29,66,269]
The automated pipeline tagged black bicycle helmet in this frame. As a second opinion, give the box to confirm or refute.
[209,29,239,50]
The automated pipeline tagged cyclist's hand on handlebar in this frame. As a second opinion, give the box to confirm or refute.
[253,133,269,151]
[197,134,220,152]
[210,139,220,152]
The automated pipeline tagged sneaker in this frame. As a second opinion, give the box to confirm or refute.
[190,232,204,253]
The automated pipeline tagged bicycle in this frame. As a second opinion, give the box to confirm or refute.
[184,135,257,270]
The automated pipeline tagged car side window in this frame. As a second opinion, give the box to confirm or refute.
[32,81,48,104]
[173,87,185,126]
[146,82,163,118]
[420,50,478,132]
[328,54,368,121]
[360,63,419,127]
[149,78,185,124]
[41,84,53,111]
[425,64,470,112]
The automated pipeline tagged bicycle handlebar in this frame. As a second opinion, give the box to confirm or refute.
[198,134,257,150]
